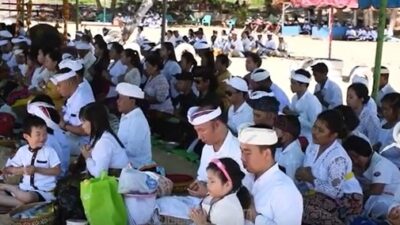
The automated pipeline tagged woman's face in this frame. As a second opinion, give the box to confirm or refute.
[312,119,337,145]
[180,57,190,72]
[145,62,158,76]
[346,88,363,110]
[44,54,57,71]
[37,50,45,64]
[348,151,369,171]
[81,119,92,135]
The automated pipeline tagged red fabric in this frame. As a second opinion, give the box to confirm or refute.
[298,136,309,152]
[0,113,15,137]
[6,86,29,105]
[290,0,358,8]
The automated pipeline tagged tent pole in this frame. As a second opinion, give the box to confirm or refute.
[371,2,388,99]
[328,7,333,59]
[76,0,79,31]
[161,0,167,44]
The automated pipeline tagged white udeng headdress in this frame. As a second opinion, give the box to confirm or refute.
[187,107,222,126]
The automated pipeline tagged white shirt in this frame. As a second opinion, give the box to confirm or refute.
[275,140,304,180]
[86,132,129,177]
[108,59,127,85]
[355,105,380,145]
[243,164,303,225]
[366,98,378,116]
[303,141,362,199]
[230,39,244,52]
[63,82,95,126]
[201,193,244,225]
[10,145,60,192]
[377,84,396,107]
[270,83,290,112]
[118,108,152,169]
[314,79,343,110]
[2,52,17,69]
[29,67,52,90]
[82,52,96,81]
[380,143,400,168]
[162,60,182,99]
[124,67,141,86]
[242,38,252,52]
[289,91,322,140]
[378,123,395,151]
[363,152,400,196]
[197,131,243,181]
[264,39,276,50]
[227,102,253,135]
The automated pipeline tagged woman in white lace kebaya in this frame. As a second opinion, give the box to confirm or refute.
[295,110,363,225]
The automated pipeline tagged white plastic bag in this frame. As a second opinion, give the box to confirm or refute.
[118,167,158,194]
[125,193,157,225]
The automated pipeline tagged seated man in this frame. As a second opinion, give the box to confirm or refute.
[0,116,61,207]
[156,104,244,219]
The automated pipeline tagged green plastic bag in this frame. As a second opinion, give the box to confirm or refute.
[80,172,127,225]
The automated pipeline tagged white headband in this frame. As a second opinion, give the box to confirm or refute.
[291,72,310,84]
[27,102,59,131]
[187,107,222,125]
[238,127,278,145]
[381,68,389,74]
[249,91,275,100]
[50,70,76,84]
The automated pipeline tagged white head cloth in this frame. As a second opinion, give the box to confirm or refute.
[238,126,278,145]
[248,91,275,100]
[187,106,222,126]
[116,82,145,99]
[290,71,310,84]
[27,102,59,131]
[59,59,83,71]
[50,70,76,84]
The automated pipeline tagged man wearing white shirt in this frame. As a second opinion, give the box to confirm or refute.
[225,77,253,135]
[187,105,244,197]
[116,83,152,169]
[239,126,303,225]
[262,33,277,56]
[108,42,127,85]
[51,68,95,155]
[312,62,343,110]
[229,32,244,58]
[376,66,396,109]
[250,68,290,111]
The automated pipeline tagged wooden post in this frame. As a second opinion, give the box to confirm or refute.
[328,7,334,59]
[161,0,167,44]
[75,0,79,32]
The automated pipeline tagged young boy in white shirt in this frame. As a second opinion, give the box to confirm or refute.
[0,115,61,207]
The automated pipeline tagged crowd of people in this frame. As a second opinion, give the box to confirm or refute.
[1,20,400,225]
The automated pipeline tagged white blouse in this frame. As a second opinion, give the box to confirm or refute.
[303,141,362,199]
[201,194,244,225]
[355,106,380,145]
[86,132,129,177]
[124,67,141,86]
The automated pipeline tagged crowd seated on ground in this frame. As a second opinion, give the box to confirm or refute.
[2,17,400,225]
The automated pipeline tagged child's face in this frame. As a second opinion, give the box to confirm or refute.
[23,126,47,149]
[382,101,397,122]
[206,170,232,198]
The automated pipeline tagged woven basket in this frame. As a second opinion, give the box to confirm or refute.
[9,202,55,225]
[159,215,192,225]
[0,139,16,148]
[166,174,194,194]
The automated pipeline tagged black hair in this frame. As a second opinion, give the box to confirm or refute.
[39,47,53,58]
[245,52,262,67]
[93,34,104,45]
[381,92,400,112]
[79,102,124,149]
[110,42,124,54]
[293,69,311,86]
[342,135,372,157]
[192,66,218,92]
[200,50,215,71]
[30,94,60,124]
[348,83,370,104]
[95,40,110,61]
[207,158,251,210]
[316,110,347,139]
[22,115,47,135]
[46,50,62,65]
[81,34,92,44]
[124,49,143,75]
[181,51,197,67]
[162,42,177,62]
[216,54,229,67]
[145,53,164,71]
[334,105,360,134]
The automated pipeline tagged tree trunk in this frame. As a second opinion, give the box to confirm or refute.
[363,8,373,27]
[95,0,102,9]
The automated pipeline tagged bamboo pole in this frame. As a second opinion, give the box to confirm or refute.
[371,2,388,99]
